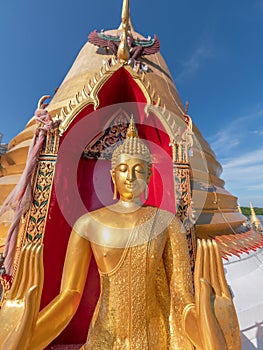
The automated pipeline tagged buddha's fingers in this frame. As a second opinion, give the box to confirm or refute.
[5,246,44,350]
[194,239,203,316]
[183,303,202,350]
[32,244,44,305]
[202,239,210,284]
[212,241,231,299]
[19,286,40,348]
[16,244,37,300]
[27,244,41,291]
[3,286,38,350]
[199,278,227,350]
[8,243,31,299]
[208,240,221,296]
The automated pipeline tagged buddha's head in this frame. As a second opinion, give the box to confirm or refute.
[111,117,152,203]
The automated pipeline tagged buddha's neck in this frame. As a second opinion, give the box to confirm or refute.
[115,199,143,213]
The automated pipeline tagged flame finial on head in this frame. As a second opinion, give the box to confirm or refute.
[126,115,138,138]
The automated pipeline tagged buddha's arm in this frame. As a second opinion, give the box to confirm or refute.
[164,218,194,305]
[29,229,91,350]
[163,218,194,349]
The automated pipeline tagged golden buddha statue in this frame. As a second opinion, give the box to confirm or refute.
[0,119,241,350]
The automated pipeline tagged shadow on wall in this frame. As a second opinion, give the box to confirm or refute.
[241,322,263,350]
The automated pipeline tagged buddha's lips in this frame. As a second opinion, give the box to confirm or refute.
[125,182,136,189]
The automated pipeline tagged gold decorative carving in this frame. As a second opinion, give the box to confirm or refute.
[0,275,12,306]
[15,126,60,267]
[57,60,170,135]
[24,160,55,243]
[83,112,130,160]
[21,124,60,244]
[170,115,196,272]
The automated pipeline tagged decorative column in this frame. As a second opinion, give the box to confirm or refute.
[0,114,61,302]
[22,126,60,245]
[170,115,197,274]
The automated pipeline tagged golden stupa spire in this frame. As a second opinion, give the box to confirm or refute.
[250,201,262,230]
[118,0,135,32]
[121,0,130,22]
[117,0,131,63]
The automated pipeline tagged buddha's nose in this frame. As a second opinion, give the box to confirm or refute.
[127,169,135,182]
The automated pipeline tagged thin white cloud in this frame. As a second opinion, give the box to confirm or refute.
[223,148,263,169]
[221,148,263,207]
[210,130,240,156]
[208,109,263,158]
[208,109,263,207]
[251,129,263,136]
[177,44,213,81]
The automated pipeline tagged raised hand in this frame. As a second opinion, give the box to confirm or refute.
[0,243,44,350]
[183,239,241,350]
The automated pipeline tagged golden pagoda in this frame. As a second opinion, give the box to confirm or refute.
[0,2,246,247]
[0,2,262,349]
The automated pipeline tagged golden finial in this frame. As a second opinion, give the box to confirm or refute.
[121,0,130,25]
[250,201,262,230]
[126,115,138,138]
[237,205,243,214]
[118,0,135,32]
[117,0,131,63]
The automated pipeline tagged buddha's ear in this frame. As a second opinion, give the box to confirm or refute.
[110,170,117,200]
[146,165,152,184]
[110,169,115,181]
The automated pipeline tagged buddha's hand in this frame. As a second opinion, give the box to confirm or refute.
[0,243,44,350]
[183,239,241,350]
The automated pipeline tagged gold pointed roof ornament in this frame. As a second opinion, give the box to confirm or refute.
[117,0,131,63]
[121,0,130,23]
[238,204,249,227]
[250,201,262,230]
[126,114,138,138]
[237,205,243,214]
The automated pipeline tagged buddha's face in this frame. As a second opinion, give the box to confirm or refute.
[112,154,151,202]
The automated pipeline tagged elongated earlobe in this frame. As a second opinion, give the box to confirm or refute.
[144,185,149,201]
[113,182,118,200]
[111,170,117,200]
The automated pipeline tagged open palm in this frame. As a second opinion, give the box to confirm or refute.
[0,243,44,350]
[184,239,241,350]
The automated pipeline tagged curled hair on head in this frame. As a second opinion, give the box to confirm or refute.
[111,116,152,171]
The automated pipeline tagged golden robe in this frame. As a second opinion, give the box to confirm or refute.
[79,208,194,350]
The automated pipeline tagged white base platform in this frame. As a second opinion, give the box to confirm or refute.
[224,248,263,349]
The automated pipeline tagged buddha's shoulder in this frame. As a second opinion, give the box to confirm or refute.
[74,206,121,228]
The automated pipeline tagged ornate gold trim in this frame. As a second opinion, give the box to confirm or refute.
[58,58,121,134]
[57,58,174,135]
[14,127,60,277]
[170,117,196,273]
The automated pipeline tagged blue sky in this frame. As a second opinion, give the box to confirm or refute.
[0,1,262,207]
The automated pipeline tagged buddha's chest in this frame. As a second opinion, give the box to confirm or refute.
[91,232,167,274]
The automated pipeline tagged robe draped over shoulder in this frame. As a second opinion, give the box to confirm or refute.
[76,208,194,350]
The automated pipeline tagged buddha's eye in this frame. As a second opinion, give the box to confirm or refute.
[135,165,145,174]
[118,164,128,172]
